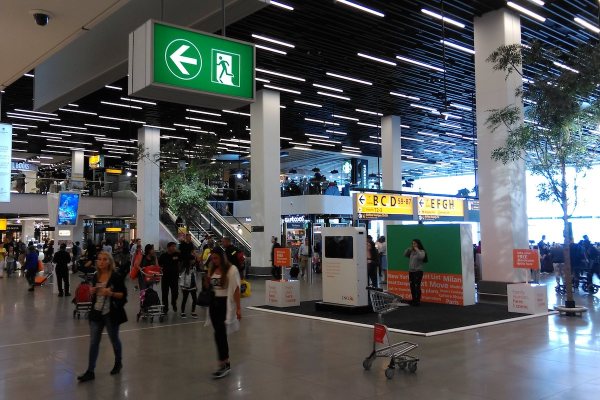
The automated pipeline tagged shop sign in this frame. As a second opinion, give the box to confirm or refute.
[106,227,123,233]
[513,249,540,269]
[11,161,38,172]
[273,247,292,267]
[283,215,305,224]
[129,20,255,110]
[6,224,23,233]
[417,196,464,220]
[355,192,413,220]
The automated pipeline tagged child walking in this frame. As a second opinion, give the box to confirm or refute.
[179,259,198,319]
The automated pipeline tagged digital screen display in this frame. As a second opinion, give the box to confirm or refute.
[57,192,80,225]
[324,236,354,259]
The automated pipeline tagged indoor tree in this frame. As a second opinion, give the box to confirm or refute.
[486,40,600,309]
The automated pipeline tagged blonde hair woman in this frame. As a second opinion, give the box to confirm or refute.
[78,251,128,382]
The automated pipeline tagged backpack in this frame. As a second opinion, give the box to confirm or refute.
[236,251,245,270]
[142,287,160,308]
[74,282,92,304]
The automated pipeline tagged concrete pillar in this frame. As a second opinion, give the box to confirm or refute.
[381,115,402,191]
[71,150,85,189]
[474,9,528,285]
[136,127,160,250]
[250,90,281,271]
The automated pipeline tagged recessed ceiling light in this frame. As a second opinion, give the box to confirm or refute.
[326,72,372,85]
[396,56,444,72]
[421,9,465,28]
[506,2,546,23]
[357,53,396,66]
[251,34,295,48]
[256,68,305,82]
[317,91,351,101]
[263,84,301,94]
[334,0,384,17]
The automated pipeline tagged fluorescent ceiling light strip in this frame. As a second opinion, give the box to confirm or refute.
[256,44,287,55]
[59,108,97,115]
[105,85,122,90]
[186,108,221,116]
[41,149,70,155]
[402,137,424,142]
[357,53,396,66]
[67,103,79,107]
[47,138,90,145]
[552,61,579,74]
[294,100,322,108]
[101,101,142,110]
[317,91,351,101]
[70,131,104,137]
[360,140,381,146]
[256,68,305,82]
[103,155,122,158]
[326,72,372,85]
[99,116,145,124]
[271,1,293,11]
[357,122,380,128]
[305,117,339,126]
[452,149,467,153]
[326,130,347,136]
[14,108,58,117]
[280,136,293,140]
[418,131,439,137]
[305,133,329,139]
[368,136,380,140]
[85,123,120,130]
[433,140,455,146]
[308,141,336,147]
[221,138,251,144]
[410,103,439,113]
[390,91,420,101]
[12,127,28,131]
[342,145,360,150]
[440,40,475,54]
[222,110,251,116]
[313,83,343,92]
[144,124,176,131]
[396,56,444,72]
[574,17,600,33]
[506,2,546,23]
[450,103,472,111]
[441,112,462,120]
[440,122,461,129]
[252,34,295,48]
[8,112,58,121]
[308,137,341,145]
[47,144,86,151]
[256,78,270,83]
[290,142,312,146]
[186,117,227,125]
[355,108,383,116]
[332,114,359,121]
[162,136,188,140]
[23,73,34,77]
[12,123,37,128]
[50,123,86,130]
[444,132,463,138]
[120,97,156,105]
[421,9,465,28]
[335,0,384,17]
[6,113,49,122]
[40,131,70,137]
[527,0,545,6]
[263,84,301,94]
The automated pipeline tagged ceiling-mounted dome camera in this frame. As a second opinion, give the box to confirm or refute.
[30,10,52,26]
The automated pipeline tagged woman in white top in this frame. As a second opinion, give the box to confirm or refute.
[205,247,241,379]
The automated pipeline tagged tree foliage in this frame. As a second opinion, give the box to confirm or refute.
[486,40,600,306]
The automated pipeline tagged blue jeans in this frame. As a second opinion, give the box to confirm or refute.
[87,315,122,372]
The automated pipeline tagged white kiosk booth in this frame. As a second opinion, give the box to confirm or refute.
[317,227,370,312]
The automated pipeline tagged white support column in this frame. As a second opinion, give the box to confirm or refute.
[381,115,402,191]
[474,9,528,284]
[250,90,281,271]
[71,150,85,190]
[137,126,160,250]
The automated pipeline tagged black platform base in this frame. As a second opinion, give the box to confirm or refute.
[477,281,509,304]
[315,301,372,315]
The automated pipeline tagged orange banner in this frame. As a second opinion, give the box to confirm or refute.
[273,247,291,267]
[388,271,465,305]
[512,249,540,269]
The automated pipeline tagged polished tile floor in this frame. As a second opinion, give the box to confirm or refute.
[0,272,598,400]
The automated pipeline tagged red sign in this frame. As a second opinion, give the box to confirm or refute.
[512,249,540,269]
[388,271,465,305]
[274,247,291,267]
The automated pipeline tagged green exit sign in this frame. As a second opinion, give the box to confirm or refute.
[129,20,255,110]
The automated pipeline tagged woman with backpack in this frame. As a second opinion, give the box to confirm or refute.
[404,239,427,306]
[179,258,198,319]
[77,251,128,382]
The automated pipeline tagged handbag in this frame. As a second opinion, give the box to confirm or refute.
[196,284,215,307]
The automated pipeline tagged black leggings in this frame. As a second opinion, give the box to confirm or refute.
[209,297,228,362]
[409,271,424,304]
[181,289,197,313]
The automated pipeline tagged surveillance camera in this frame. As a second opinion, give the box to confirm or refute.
[30,10,52,26]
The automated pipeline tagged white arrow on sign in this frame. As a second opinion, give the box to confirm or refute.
[358,194,366,205]
[170,45,198,75]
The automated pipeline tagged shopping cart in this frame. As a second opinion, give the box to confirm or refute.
[362,287,419,379]
[136,266,165,323]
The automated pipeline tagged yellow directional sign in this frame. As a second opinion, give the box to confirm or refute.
[417,196,464,217]
[356,192,413,218]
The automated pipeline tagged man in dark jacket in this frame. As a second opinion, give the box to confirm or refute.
[158,242,181,313]
[53,243,72,297]
[271,236,282,280]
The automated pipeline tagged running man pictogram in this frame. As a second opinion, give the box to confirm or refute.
[217,56,234,83]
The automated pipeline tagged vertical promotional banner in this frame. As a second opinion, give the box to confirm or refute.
[0,123,13,202]
[387,224,475,306]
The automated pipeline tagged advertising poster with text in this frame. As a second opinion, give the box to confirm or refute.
[387,224,466,305]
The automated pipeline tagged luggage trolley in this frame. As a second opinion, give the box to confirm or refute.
[136,266,165,323]
[362,287,420,380]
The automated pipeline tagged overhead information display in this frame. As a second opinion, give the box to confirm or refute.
[417,196,465,221]
[354,192,414,220]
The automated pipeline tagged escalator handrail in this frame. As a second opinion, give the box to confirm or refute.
[201,204,251,253]
[207,198,252,235]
